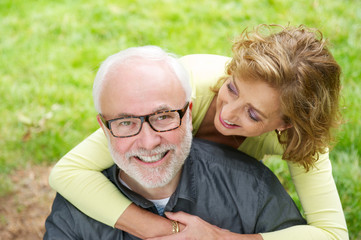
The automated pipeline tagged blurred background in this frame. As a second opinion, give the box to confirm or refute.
[1,0,360,239]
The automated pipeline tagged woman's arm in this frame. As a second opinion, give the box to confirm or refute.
[49,128,129,226]
[117,204,182,238]
[49,128,177,238]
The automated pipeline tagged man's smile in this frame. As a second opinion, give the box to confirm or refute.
[136,151,169,163]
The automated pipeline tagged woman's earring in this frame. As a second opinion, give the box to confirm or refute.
[276,129,282,136]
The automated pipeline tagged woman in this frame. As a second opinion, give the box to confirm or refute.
[49,25,348,239]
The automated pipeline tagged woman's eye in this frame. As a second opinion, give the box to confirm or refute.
[227,82,238,95]
[248,109,260,122]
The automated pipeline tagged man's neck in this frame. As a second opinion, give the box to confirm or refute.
[119,170,182,200]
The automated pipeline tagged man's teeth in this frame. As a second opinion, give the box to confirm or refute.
[137,152,167,163]
[224,119,236,125]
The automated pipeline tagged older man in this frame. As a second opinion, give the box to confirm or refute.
[44,46,305,239]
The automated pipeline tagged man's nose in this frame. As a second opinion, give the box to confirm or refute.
[136,122,162,150]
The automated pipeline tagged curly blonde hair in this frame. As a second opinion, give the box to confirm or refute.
[214,24,342,170]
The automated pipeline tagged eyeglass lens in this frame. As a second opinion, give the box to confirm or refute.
[110,111,181,137]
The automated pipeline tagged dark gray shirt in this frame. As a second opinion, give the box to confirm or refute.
[44,139,306,240]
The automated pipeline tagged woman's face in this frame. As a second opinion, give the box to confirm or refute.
[214,75,289,137]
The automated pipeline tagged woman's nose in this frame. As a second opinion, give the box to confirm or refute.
[222,101,240,121]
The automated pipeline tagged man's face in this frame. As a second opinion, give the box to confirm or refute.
[98,59,192,189]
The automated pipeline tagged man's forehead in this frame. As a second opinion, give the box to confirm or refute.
[108,57,170,75]
[103,60,178,89]
[100,59,185,117]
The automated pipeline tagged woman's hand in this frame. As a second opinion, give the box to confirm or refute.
[146,211,263,240]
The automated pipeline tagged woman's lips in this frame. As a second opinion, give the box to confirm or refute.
[219,113,239,129]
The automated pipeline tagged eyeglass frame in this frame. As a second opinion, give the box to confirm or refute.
[99,102,190,138]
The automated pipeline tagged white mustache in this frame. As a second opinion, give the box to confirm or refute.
[125,145,176,162]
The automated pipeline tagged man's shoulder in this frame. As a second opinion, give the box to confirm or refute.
[189,138,266,174]
[45,193,123,239]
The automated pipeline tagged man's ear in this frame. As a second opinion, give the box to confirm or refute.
[96,114,107,133]
[188,101,193,131]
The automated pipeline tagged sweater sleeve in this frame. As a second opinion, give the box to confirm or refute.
[48,128,132,227]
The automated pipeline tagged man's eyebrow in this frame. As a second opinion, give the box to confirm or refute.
[152,104,172,112]
[113,104,172,118]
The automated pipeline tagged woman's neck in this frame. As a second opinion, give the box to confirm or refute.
[195,97,245,149]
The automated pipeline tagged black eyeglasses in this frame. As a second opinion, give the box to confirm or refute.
[99,102,189,138]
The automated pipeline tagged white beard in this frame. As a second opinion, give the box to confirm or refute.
[108,120,193,189]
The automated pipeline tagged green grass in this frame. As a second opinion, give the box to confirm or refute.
[1,0,360,238]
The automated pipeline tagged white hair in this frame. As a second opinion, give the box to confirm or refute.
[93,45,192,113]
